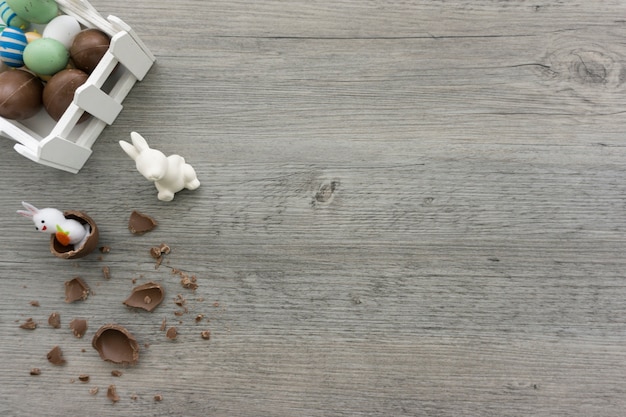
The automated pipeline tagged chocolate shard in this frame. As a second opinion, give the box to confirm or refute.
[65,277,90,303]
[92,324,139,365]
[47,345,66,365]
[107,384,120,403]
[48,312,61,328]
[123,282,164,312]
[128,211,157,234]
[69,318,88,338]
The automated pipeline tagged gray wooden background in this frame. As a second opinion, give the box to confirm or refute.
[1,1,626,416]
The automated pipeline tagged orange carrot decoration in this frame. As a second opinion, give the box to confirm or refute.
[56,224,71,246]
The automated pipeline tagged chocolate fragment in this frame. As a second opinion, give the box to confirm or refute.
[30,368,41,376]
[107,384,120,403]
[69,318,88,338]
[51,211,99,259]
[111,370,123,377]
[123,282,164,312]
[89,386,99,395]
[128,211,157,234]
[154,394,163,402]
[48,312,61,328]
[99,246,111,253]
[20,318,37,330]
[92,324,139,365]
[47,345,66,365]
[165,327,178,340]
[78,374,90,382]
[65,277,89,303]
[102,266,111,280]
[201,330,211,340]
[195,314,204,322]
[30,300,40,307]
[160,317,167,331]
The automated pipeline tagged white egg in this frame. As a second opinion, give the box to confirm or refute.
[42,15,82,49]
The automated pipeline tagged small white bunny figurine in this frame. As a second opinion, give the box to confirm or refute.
[119,132,200,201]
[17,201,90,248]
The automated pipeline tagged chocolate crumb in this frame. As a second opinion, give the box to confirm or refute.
[78,374,90,382]
[89,386,99,395]
[102,266,111,280]
[65,277,89,303]
[130,393,138,400]
[154,394,163,402]
[201,330,211,340]
[160,317,167,331]
[159,243,170,255]
[149,246,161,259]
[99,246,111,253]
[30,368,41,375]
[166,327,178,340]
[19,317,37,330]
[111,370,123,377]
[29,300,40,307]
[107,385,120,403]
[48,312,61,328]
[195,314,204,322]
[47,345,66,365]
[69,318,88,338]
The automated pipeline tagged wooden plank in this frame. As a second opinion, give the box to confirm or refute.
[0,1,625,416]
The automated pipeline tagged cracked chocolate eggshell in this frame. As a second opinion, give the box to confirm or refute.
[92,324,139,366]
[50,210,99,259]
[123,281,164,312]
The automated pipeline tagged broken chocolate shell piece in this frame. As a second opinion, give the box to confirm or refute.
[65,277,90,303]
[107,384,120,403]
[123,281,164,312]
[92,324,139,365]
[128,210,157,234]
[19,318,37,330]
[165,327,178,340]
[48,312,61,328]
[50,211,99,259]
[69,318,88,338]
[47,345,66,365]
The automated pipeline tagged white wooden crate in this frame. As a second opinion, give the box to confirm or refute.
[0,0,155,173]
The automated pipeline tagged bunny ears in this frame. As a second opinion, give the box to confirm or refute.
[119,132,150,161]
[17,201,39,218]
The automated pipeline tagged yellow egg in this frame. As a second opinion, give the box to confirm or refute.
[25,31,41,44]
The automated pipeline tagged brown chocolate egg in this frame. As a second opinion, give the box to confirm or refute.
[50,210,99,259]
[70,29,110,74]
[0,69,43,120]
[42,68,90,122]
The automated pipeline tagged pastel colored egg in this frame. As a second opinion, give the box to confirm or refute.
[6,0,57,24]
[23,37,69,75]
[0,1,28,30]
[43,15,82,49]
[25,30,41,43]
[0,26,27,67]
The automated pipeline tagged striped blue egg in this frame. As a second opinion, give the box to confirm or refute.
[0,1,27,30]
[0,26,27,67]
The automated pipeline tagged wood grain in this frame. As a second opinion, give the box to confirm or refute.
[1,1,626,416]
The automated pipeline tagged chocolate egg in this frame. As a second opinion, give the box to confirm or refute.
[70,29,110,74]
[7,0,57,24]
[0,26,27,67]
[43,68,90,122]
[0,69,43,119]
[23,38,69,75]
[50,210,99,259]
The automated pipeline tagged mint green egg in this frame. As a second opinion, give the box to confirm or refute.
[7,0,57,24]
[23,38,68,75]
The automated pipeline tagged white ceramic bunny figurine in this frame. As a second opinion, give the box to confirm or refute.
[119,132,200,201]
[17,201,90,248]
